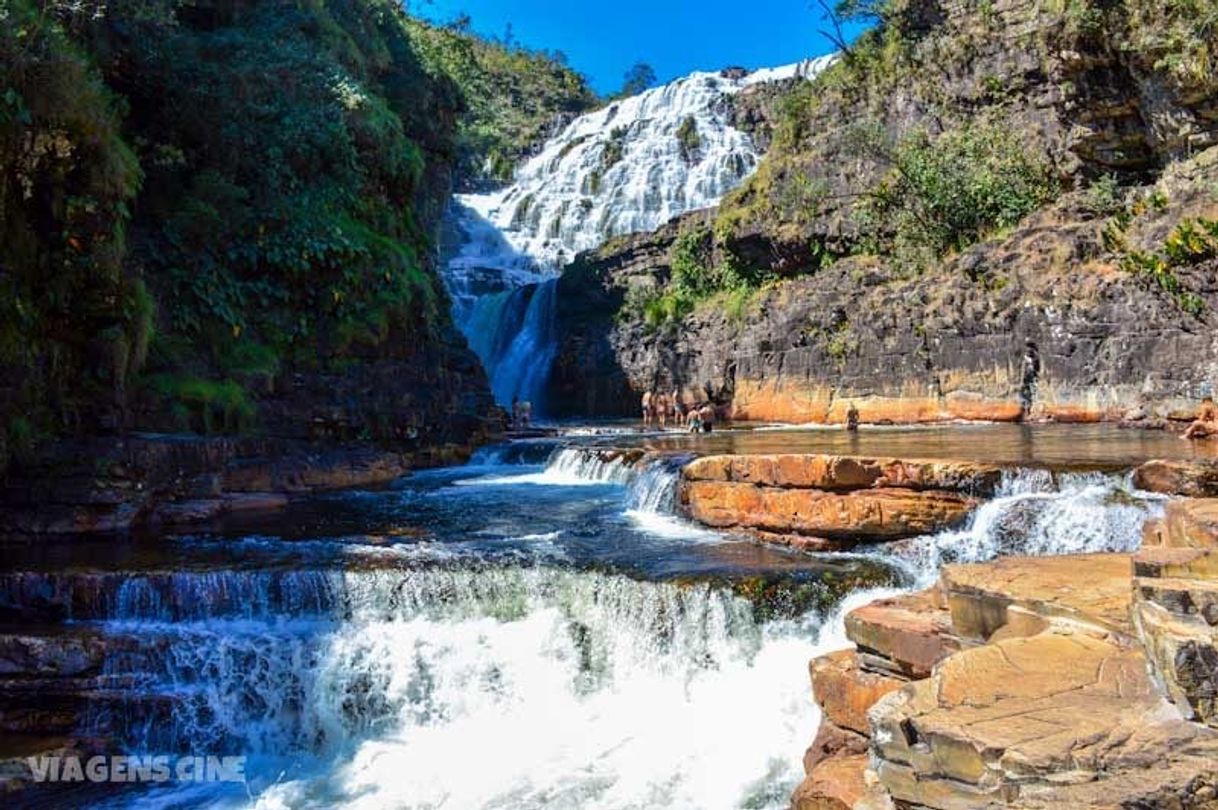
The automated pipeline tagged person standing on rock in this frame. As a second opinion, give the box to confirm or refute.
[655,391,669,428]
[671,388,684,423]
[846,403,860,432]
[699,402,715,433]
[641,389,654,427]
[1019,339,1041,420]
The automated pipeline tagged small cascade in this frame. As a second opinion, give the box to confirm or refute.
[71,565,831,807]
[882,469,1165,586]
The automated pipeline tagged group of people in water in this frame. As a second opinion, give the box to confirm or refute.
[640,389,717,433]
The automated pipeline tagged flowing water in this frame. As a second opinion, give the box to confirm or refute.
[438,59,835,415]
[2,426,1176,809]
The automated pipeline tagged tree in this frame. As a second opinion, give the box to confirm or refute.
[619,62,656,97]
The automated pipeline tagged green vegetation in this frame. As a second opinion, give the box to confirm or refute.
[856,119,1060,265]
[675,115,701,163]
[1120,217,1217,316]
[616,62,657,99]
[0,0,587,467]
[633,226,769,330]
[406,18,596,186]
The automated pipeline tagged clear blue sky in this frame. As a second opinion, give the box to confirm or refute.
[409,0,869,95]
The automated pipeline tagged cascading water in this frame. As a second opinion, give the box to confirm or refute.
[12,430,1184,809]
[440,58,835,415]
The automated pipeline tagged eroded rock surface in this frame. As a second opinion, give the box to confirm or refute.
[680,454,992,547]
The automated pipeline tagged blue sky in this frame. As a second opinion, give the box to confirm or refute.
[410,0,869,95]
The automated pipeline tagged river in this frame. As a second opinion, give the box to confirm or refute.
[4,423,1203,808]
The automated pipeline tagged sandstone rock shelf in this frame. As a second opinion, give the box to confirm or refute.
[680,453,1001,549]
[793,499,1218,810]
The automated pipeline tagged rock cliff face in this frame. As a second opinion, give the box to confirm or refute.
[546,0,1218,423]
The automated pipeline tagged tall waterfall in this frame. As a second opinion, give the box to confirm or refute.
[441,57,835,415]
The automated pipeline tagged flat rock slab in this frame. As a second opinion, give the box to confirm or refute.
[683,454,1002,495]
[681,481,976,541]
[871,632,1218,808]
[942,553,1133,640]
[845,590,959,679]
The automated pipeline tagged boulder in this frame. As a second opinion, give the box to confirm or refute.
[791,755,869,810]
[870,632,1218,808]
[844,590,959,679]
[1134,459,1218,498]
[811,650,906,735]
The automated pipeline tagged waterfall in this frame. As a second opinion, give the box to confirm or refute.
[440,58,835,415]
[879,469,1165,587]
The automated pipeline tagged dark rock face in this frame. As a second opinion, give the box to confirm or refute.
[547,192,1218,422]
[0,431,490,536]
[543,0,1218,424]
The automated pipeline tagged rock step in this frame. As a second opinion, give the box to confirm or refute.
[1134,545,1218,581]
[870,632,1218,808]
[1135,576,1218,624]
[680,482,976,542]
[682,454,1002,495]
[844,590,959,679]
[1160,499,1218,549]
[810,650,905,735]
[941,553,1134,641]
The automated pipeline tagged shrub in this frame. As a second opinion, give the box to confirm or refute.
[859,119,1060,261]
[675,115,701,163]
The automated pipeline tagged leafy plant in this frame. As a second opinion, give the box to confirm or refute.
[858,119,1060,262]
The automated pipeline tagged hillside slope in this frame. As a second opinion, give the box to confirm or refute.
[549,0,1218,423]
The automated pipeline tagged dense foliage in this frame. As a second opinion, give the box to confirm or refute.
[406,18,596,187]
[0,0,580,464]
[857,120,1060,263]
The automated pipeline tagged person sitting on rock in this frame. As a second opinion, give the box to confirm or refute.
[687,403,703,433]
[1185,397,1218,440]
[846,403,860,432]
[699,402,716,433]
[641,390,653,427]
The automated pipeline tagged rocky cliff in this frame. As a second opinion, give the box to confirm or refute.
[547,0,1218,423]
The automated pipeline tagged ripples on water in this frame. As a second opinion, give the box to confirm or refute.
[17,436,1168,809]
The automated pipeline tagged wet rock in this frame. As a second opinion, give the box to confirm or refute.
[1135,460,1218,498]
[802,718,869,774]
